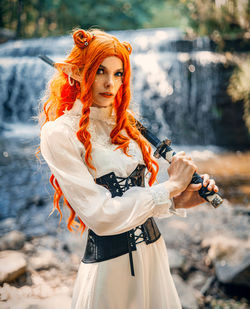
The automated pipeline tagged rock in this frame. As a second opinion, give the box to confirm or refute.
[1,294,71,309]
[23,242,35,254]
[167,248,185,269]
[29,250,58,270]
[201,235,247,261]
[172,274,199,309]
[36,236,58,250]
[0,250,27,283]
[0,230,26,250]
[215,253,250,287]
[202,235,250,287]
[200,276,216,295]
[187,271,207,290]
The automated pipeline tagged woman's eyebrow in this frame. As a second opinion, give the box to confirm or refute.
[99,64,123,71]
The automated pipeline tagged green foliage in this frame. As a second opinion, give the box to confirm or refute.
[144,2,189,29]
[1,0,165,38]
[144,0,249,45]
[227,56,250,133]
[172,0,250,41]
[3,0,249,40]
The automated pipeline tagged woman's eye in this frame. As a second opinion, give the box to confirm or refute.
[97,68,104,74]
[115,71,123,77]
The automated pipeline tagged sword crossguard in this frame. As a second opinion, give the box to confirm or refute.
[153,139,172,159]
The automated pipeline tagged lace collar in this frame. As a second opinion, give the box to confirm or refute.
[64,99,116,123]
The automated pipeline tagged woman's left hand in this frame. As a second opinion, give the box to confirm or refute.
[173,174,219,209]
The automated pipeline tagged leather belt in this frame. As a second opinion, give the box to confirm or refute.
[82,217,161,276]
[82,164,161,276]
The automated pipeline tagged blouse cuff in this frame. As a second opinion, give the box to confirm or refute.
[169,198,187,218]
[148,183,187,218]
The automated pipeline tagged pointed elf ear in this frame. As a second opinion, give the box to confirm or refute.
[55,62,82,83]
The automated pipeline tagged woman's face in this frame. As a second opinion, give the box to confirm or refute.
[92,56,123,108]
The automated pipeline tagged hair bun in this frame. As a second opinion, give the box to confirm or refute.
[73,29,95,48]
[122,42,132,55]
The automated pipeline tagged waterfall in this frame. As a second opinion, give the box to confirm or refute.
[0,28,227,145]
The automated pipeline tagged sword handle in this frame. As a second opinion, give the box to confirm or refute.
[191,172,223,208]
[154,140,223,208]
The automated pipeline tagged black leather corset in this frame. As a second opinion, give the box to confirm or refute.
[95,164,147,197]
[82,164,161,276]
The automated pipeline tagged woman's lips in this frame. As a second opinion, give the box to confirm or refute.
[100,92,114,98]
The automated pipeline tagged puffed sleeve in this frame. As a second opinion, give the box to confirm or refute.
[40,120,186,236]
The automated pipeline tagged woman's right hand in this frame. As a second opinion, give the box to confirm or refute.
[165,151,197,198]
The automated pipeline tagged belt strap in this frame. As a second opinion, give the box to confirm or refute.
[127,231,135,276]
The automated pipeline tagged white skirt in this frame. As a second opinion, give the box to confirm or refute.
[71,236,182,309]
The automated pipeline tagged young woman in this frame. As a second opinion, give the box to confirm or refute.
[39,29,218,309]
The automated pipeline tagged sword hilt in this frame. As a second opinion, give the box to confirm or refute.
[154,139,223,208]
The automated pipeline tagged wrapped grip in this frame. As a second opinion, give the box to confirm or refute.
[153,139,223,208]
[191,173,223,208]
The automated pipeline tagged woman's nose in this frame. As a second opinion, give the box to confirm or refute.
[104,75,114,88]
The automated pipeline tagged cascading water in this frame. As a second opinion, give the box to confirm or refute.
[0,28,227,145]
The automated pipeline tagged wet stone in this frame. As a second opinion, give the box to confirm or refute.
[0,250,27,283]
[0,230,26,251]
[29,250,59,271]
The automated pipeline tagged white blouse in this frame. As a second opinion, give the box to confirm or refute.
[40,99,186,309]
[40,99,186,236]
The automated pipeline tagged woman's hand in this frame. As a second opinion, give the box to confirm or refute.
[173,174,219,209]
[166,151,198,198]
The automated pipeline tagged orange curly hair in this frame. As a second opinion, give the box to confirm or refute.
[39,28,159,233]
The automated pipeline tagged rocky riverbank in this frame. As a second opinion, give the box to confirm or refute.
[0,199,249,309]
[0,136,249,308]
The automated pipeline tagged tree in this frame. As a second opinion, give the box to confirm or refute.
[175,0,249,41]
[228,56,250,133]
[0,0,165,38]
